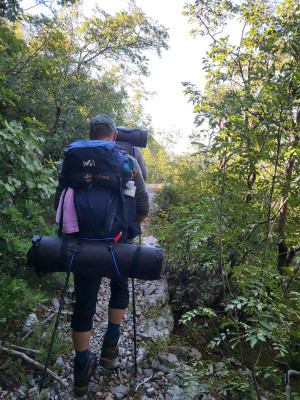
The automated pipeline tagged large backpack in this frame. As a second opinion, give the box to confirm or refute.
[116,141,137,159]
[59,140,141,240]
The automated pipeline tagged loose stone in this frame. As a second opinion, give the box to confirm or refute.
[51,298,60,308]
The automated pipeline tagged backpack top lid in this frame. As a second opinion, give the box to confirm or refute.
[59,140,134,189]
[63,140,122,173]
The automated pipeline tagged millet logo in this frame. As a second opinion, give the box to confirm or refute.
[83,159,95,167]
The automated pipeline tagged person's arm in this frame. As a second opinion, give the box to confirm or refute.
[132,158,150,220]
[54,161,65,211]
[54,184,64,211]
[134,147,148,180]
[135,214,148,224]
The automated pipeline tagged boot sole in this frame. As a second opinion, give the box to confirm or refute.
[99,358,120,370]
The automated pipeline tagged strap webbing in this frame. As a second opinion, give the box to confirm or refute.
[59,238,69,271]
[58,189,67,238]
[131,246,142,278]
[78,236,123,277]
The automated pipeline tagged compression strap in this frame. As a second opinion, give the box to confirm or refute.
[78,233,123,277]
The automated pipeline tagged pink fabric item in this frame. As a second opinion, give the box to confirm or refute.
[56,188,79,234]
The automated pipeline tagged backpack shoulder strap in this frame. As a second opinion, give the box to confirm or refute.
[121,153,136,182]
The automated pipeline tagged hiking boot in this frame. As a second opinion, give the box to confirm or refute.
[74,352,97,397]
[99,334,120,370]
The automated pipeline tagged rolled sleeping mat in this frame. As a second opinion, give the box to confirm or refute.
[27,236,163,281]
[116,126,148,148]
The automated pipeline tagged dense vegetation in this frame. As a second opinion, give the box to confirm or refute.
[0,0,299,399]
[152,0,300,398]
[0,0,169,366]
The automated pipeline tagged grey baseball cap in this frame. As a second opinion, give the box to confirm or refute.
[90,114,116,132]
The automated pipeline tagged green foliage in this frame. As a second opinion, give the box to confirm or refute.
[82,4,169,73]
[0,0,22,21]
[142,132,197,183]
[0,119,56,268]
[0,0,169,360]
[173,360,255,400]
[0,0,170,389]
[0,0,79,21]
[3,357,23,379]
[0,274,46,324]
[0,118,56,330]
[24,315,72,365]
[172,358,290,400]
[180,307,217,325]
[154,150,299,394]
[145,337,170,359]
[0,3,169,160]
[0,119,55,198]
[152,2,300,398]
[210,281,300,357]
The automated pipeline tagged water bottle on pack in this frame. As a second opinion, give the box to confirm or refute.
[124,180,136,197]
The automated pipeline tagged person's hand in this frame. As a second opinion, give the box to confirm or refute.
[135,214,147,224]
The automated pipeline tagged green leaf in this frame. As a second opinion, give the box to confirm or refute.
[281,267,295,276]
[250,337,258,348]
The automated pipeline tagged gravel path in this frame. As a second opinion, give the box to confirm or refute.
[52,277,171,400]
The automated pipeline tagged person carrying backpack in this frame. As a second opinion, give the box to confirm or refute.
[54,114,149,397]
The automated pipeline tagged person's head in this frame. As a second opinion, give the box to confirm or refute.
[89,114,117,141]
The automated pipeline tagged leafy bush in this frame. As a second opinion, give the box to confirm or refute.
[172,359,289,400]
[0,119,56,270]
[0,275,46,324]
[153,150,300,397]
[0,119,57,331]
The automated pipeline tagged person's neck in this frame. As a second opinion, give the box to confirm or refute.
[91,137,113,142]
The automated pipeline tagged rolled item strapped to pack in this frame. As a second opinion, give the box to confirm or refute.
[116,127,148,148]
[27,236,163,281]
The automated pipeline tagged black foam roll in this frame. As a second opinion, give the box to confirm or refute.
[116,127,148,148]
[27,236,163,281]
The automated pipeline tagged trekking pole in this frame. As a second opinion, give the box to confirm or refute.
[39,248,77,392]
[131,234,142,378]
[131,276,138,378]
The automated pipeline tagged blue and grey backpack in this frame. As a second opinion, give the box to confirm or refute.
[59,140,141,240]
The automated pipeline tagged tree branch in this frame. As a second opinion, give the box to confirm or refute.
[0,345,67,387]
[1,342,39,354]
[21,312,56,342]
[6,32,51,76]
[195,13,223,46]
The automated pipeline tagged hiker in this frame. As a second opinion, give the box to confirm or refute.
[116,140,148,180]
[54,114,150,397]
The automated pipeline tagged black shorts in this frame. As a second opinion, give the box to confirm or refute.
[70,273,129,332]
